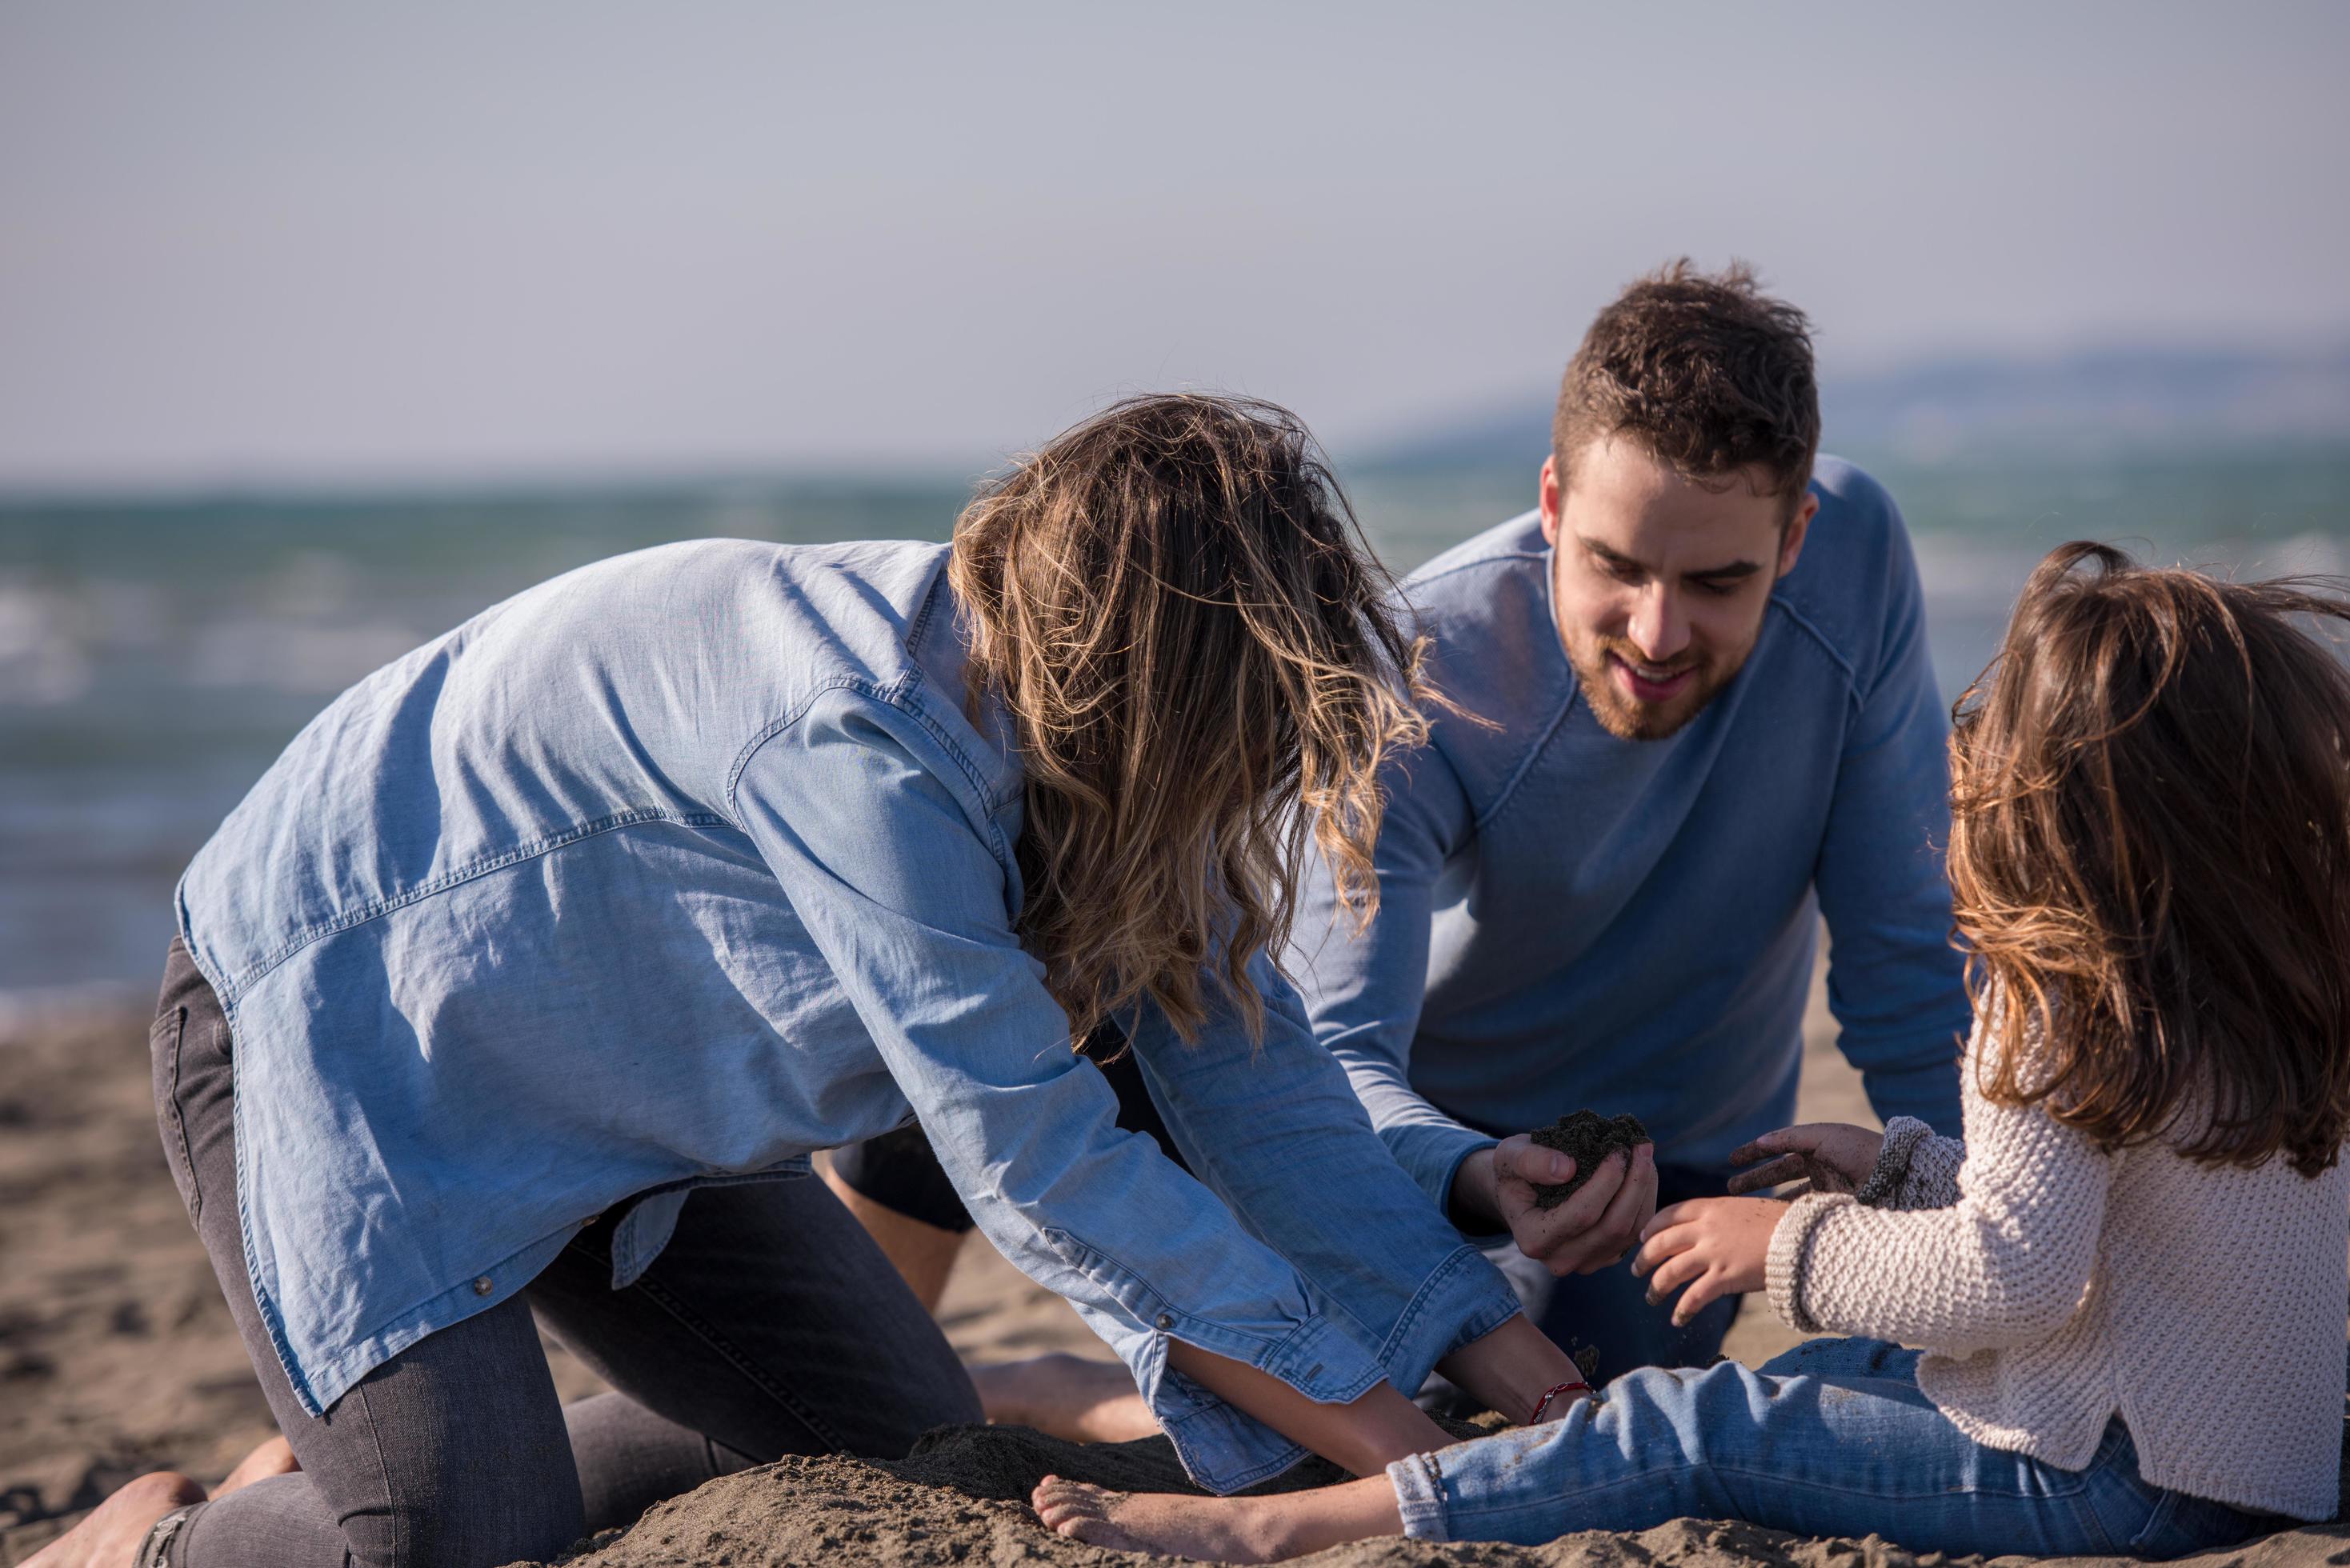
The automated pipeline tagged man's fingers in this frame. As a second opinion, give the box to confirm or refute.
[1551,1147,1628,1223]
[1575,1145,1657,1275]
[1492,1134,1575,1191]
[1509,1146,1627,1240]
[1508,1146,1663,1276]
[1725,1133,1786,1166]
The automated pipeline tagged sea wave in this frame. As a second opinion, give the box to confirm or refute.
[0,978,148,1042]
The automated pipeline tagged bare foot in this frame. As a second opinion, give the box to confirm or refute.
[971,1353,1162,1443]
[23,1471,206,1568]
[216,1434,299,1498]
[1031,1474,1284,1563]
[1033,1470,1408,1562]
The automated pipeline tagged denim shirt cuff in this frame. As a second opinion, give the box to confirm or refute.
[1147,1248,1519,1495]
[1388,1243,1524,1385]
[1151,1313,1386,1493]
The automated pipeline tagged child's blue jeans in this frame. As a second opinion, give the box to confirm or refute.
[1387,1337,2283,1561]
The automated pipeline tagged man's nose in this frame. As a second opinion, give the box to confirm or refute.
[1627,586,1691,664]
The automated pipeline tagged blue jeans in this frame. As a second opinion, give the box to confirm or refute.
[1387,1338,2276,1560]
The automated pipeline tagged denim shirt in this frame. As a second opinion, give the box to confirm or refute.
[1291,458,1971,1212]
[174,538,1521,1493]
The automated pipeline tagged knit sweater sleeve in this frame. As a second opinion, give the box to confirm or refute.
[1853,1115,1967,1210]
[1766,1082,2113,1355]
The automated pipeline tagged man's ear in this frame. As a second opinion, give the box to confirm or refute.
[1776,493,1819,578]
[1539,454,1563,546]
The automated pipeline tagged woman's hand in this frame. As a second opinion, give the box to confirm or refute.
[1630,1197,1787,1327]
[1725,1122,1884,1197]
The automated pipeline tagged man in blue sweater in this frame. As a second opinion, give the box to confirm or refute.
[1295,262,1969,1374]
[829,262,1969,1393]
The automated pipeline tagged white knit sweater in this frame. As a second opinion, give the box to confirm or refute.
[1766,1014,2349,1520]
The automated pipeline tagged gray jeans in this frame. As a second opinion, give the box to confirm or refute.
[147,938,983,1568]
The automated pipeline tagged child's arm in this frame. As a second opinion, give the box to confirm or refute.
[1727,1119,1964,1210]
[1766,1089,2112,1355]
[1852,1114,1967,1210]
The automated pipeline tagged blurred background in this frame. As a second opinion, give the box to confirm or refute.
[4,1,2348,1006]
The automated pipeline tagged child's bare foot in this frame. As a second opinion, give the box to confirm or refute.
[971,1353,1162,1443]
[216,1434,298,1497]
[1031,1475,1286,1562]
[23,1471,206,1568]
[1033,1470,1407,1562]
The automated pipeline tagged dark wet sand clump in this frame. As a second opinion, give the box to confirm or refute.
[1529,1110,1651,1210]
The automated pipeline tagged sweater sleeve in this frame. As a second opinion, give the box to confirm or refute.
[1766,1065,2112,1355]
[1853,1115,1967,1210]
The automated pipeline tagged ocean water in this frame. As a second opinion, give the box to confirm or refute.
[5,444,2347,1000]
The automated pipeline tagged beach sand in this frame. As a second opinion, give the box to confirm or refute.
[3,962,2342,1567]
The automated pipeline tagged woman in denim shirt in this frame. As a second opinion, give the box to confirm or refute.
[51,396,1577,1568]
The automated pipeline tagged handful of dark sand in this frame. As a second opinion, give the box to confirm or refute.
[1527,1110,1651,1209]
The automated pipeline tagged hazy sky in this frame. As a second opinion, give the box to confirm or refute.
[3,1,2346,490]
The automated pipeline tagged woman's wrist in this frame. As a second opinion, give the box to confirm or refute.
[1431,1312,1583,1423]
[1527,1378,1591,1423]
[1163,1338,1452,1477]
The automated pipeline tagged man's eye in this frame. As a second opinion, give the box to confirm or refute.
[1603,562,1643,584]
[1692,579,1739,598]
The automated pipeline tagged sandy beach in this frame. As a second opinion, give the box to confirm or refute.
[5,962,2342,1567]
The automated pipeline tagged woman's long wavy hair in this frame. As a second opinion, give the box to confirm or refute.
[1948,541,2350,1176]
[949,394,1439,1047]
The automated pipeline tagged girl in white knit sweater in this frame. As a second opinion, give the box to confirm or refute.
[1031,542,2350,1562]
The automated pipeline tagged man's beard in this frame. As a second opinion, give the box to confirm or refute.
[1564,634,1743,742]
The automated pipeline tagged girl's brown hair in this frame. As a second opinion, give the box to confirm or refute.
[1950,541,2350,1176]
[950,394,1436,1047]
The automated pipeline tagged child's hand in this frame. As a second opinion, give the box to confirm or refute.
[1631,1198,1788,1326]
[1726,1122,1885,1197]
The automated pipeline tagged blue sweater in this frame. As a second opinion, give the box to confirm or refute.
[1292,458,1971,1210]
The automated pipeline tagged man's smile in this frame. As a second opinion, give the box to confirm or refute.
[1609,653,1698,704]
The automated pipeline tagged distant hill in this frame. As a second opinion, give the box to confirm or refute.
[1364,346,2350,471]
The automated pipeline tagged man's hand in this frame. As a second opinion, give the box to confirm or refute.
[1630,1197,1785,1326]
[1453,1134,1658,1276]
[1725,1122,1885,1198]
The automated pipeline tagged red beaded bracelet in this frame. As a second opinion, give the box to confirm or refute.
[1528,1379,1592,1423]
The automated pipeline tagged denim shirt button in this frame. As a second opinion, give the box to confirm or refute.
[472,1276,494,1297]
[1154,1312,1172,1330]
